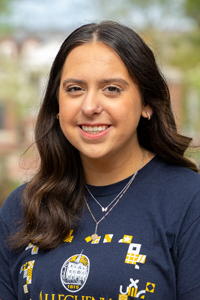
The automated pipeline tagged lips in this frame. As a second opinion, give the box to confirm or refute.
[81,125,109,134]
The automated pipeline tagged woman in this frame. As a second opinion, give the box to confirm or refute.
[0,21,200,300]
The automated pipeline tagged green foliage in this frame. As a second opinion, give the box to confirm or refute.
[0,0,19,33]
[95,0,185,29]
[0,0,16,14]
[0,56,37,121]
[184,0,200,26]
[0,0,11,14]
[186,66,200,91]
[160,30,200,70]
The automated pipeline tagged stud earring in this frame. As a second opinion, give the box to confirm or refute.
[56,113,59,119]
[147,112,151,120]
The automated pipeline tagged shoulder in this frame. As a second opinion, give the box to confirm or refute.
[150,156,200,224]
[140,155,200,217]
[150,156,200,192]
[0,183,27,227]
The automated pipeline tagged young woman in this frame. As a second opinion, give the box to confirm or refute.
[0,21,200,300]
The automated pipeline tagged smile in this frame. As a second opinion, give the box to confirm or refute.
[81,125,109,134]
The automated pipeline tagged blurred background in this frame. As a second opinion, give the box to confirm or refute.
[0,0,200,207]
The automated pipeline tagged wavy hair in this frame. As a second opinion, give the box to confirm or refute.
[11,21,198,250]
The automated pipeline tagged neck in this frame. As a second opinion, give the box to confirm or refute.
[81,147,153,186]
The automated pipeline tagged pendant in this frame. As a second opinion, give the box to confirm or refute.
[102,207,108,212]
[91,233,99,241]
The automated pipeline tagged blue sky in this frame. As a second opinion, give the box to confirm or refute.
[5,0,195,32]
[10,0,101,30]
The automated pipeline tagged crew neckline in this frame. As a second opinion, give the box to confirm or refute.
[86,155,161,197]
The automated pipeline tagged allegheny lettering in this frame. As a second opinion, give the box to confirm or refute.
[40,292,78,299]
[39,292,112,300]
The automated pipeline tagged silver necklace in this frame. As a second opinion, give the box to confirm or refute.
[84,150,145,241]
[85,172,138,212]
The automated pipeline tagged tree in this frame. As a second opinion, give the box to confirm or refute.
[0,0,20,33]
[184,0,200,27]
[0,0,16,14]
[95,0,186,30]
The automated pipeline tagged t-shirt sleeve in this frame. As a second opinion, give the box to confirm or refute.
[176,191,200,300]
[0,185,25,300]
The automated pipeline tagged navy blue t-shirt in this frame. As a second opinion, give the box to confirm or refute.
[1,156,200,300]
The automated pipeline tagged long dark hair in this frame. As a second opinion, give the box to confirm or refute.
[11,21,198,250]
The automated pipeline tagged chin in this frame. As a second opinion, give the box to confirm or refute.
[80,151,110,161]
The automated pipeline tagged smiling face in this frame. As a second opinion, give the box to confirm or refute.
[58,42,149,165]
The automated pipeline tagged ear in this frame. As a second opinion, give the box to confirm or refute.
[141,105,153,120]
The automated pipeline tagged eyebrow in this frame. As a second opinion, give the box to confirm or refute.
[62,78,130,88]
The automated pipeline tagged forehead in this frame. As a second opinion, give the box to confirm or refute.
[61,42,130,78]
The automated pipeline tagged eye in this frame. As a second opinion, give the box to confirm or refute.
[65,86,83,93]
[104,85,122,94]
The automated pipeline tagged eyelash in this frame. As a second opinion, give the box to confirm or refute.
[104,86,122,94]
[65,86,82,93]
[65,85,123,94]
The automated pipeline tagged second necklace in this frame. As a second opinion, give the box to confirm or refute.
[84,150,145,241]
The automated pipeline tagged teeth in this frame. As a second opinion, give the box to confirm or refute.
[82,125,108,134]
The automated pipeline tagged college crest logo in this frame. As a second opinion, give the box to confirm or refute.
[60,251,90,293]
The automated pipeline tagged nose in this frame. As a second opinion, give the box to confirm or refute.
[81,91,103,116]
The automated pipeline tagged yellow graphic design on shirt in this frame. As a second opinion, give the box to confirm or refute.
[69,255,88,266]
[39,291,112,300]
[103,234,113,243]
[20,260,35,294]
[85,233,113,243]
[119,288,139,298]
[118,235,133,244]
[85,236,102,244]
[125,243,146,269]
[146,282,155,293]
[128,286,138,297]
[25,243,39,255]
[63,230,74,243]
[91,236,101,244]
[85,236,92,242]
[119,278,155,299]
[119,295,128,300]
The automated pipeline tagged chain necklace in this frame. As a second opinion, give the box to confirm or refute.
[84,150,145,241]
[85,172,138,212]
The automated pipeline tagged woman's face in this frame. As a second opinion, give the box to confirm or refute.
[58,42,149,163]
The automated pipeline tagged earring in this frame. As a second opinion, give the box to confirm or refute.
[147,112,151,120]
[56,113,59,119]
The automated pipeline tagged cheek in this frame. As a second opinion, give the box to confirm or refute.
[112,101,142,123]
[59,98,79,125]
[59,121,78,148]
[58,109,75,139]
[59,90,73,117]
